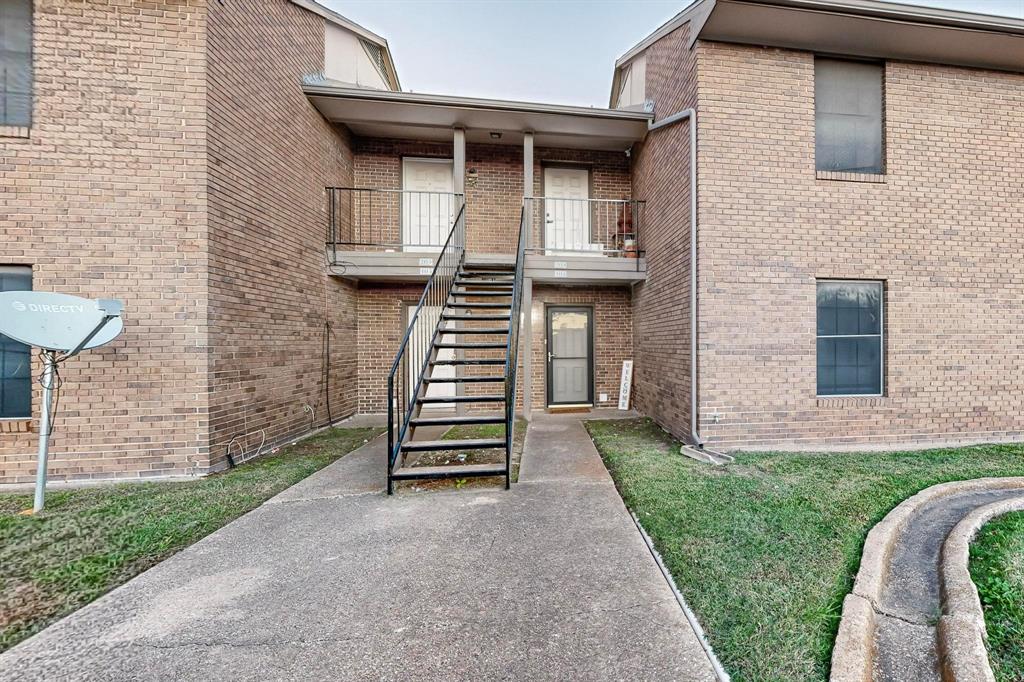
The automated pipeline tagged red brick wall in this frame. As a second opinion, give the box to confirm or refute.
[694,42,1024,448]
[628,23,700,442]
[205,0,358,468]
[0,0,209,484]
[356,283,425,414]
[352,138,630,254]
[528,286,633,409]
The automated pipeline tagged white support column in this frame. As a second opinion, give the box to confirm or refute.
[523,131,534,198]
[521,277,533,419]
[453,127,466,415]
[453,127,466,195]
[521,132,535,418]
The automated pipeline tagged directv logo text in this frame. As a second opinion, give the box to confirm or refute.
[11,301,86,314]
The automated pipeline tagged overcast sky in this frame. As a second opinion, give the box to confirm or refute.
[328,0,1024,107]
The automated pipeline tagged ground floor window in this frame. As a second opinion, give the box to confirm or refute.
[816,279,883,396]
[0,265,32,418]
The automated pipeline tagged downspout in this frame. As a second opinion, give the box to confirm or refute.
[647,108,704,447]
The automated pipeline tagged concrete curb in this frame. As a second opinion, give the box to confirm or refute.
[830,477,1024,682]
[630,512,732,682]
[938,497,1024,682]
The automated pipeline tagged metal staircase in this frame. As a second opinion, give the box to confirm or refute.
[386,206,526,494]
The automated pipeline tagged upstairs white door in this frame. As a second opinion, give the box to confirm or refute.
[543,167,590,253]
[402,158,454,252]
[405,305,455,409]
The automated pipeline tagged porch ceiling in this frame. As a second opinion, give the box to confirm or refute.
[304,82,652,151]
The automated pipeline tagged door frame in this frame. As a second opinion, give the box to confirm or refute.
[400,156,455,249]
[540,164,593,253]
[545,305,595,407]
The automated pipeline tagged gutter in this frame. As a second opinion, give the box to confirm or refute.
[647,108,705,447]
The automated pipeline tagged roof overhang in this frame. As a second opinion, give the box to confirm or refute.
[612,0,1023,103]
[304,83,653,151]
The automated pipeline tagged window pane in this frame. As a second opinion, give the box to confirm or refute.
[0,0,33,127]
[817,281,881,335]
[816,281,883,396]
[0,265,32,418]
[815,59,883,174]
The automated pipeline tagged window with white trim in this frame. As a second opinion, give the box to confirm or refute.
[0,0,32,127]
[816,280,883,396]
[0,266,32,418]
[815,58,884,174]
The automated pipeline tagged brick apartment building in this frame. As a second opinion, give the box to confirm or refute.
[1,0,1022,484]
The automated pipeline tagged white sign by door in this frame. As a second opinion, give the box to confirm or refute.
[618,360,633,410]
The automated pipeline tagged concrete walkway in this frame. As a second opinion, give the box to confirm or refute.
[0,411,718,681]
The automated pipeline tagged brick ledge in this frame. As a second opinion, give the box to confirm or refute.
[0,125,30,139]
[0,419,33,434]
[816,170,886,184]
[816,396,887,408]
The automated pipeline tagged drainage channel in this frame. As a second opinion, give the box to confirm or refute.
[832,481,1024,682]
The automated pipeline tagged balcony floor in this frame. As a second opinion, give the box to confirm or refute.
[327,248,646,285]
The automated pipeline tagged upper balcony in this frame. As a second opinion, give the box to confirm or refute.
[305,81,653,285]
[325,188,646,285]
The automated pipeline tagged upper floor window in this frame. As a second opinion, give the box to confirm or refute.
[815,58,883,174]
[0,0,32,127]
[0,266,32,418]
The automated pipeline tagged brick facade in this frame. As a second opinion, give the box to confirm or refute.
[0,0,209,484]
[205,0,358,470]
[629,22,699,442]
[6,2,1017,485]
[529,286,633,410]
[0,0,359,484]
[691,42,1024,448]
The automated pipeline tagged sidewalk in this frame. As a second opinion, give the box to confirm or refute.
[0,411,718,681]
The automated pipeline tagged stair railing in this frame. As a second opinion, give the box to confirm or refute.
[502,205,528,489]
[386,201,467,494]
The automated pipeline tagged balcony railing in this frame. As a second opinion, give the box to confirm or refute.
[524,197,645,258]
[327,187,465,257]
[326,188,644,261]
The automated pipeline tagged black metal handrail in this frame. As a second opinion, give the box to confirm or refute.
[386,203,467,493]
[502,205,528,489]
[326,187,464,260]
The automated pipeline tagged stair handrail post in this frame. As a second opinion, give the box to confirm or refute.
[385,198,467,492]
[504,204,528,489]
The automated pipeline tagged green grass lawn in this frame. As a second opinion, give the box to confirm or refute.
[584,417,1024,682]
[0,426,381,653]
[970,511,1024,682]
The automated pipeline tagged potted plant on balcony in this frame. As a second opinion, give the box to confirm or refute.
[616,201,638,258]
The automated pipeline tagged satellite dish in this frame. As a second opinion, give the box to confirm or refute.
[0,291,125,514]
[0,291,124,352]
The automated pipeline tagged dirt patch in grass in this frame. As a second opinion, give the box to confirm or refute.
[399,419,527,493]
[970,511,1024,682]
[0,426,381,653]
[585,417,1024,682]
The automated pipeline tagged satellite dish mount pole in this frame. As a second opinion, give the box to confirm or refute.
[33,350,57,514]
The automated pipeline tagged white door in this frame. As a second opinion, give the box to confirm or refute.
[406,306,455,409]
[543,167,591,253]
[402,158,454,252]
